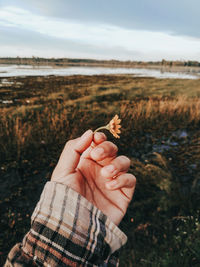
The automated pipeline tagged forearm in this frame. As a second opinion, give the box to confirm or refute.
[5,182,127,266]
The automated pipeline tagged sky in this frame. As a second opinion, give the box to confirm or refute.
[0,0,200,61]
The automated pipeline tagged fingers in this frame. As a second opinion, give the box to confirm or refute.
[74,130,94,153]
[80,131,107,159]
[52,130,93,178]
[82,132,107,158]
[101,156,131,178]
[93,132,107,145]
[101,155,136,199]
[90,141,118,162]
[106,173,136,191]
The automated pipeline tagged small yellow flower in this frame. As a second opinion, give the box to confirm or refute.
[94,114,121,138]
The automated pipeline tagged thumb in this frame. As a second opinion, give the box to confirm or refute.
[56,130,93,176]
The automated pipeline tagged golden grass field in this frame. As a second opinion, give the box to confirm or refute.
[0,74,200,266]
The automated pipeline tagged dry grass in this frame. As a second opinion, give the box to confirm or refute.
[121,96,200,126]
[1,96,200,162]
[1,75,200,266]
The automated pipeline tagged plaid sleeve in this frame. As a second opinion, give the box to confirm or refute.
[5,181,127,266]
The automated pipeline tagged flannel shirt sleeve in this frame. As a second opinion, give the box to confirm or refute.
[5,181,127,266]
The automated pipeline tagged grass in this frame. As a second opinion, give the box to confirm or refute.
[0,74,200,266]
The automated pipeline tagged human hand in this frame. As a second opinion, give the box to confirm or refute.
[51,130,136,225]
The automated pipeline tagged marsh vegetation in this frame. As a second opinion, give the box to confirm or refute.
[0,74,200,266]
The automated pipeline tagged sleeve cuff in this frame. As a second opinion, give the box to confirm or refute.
[22,181,127,265]
[32,181,127,252]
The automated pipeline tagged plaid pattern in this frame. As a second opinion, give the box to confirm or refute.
[5,182,127,266]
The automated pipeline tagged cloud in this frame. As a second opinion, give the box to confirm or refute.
[0,5,200,61]
[0,23,141,59]
[3,0,199,38]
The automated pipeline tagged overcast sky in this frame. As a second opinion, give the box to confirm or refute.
[0,0,200,61]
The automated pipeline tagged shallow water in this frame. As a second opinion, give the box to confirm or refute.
[0,64,199,79]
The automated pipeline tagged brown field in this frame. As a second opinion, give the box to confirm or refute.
[0,74,200,266]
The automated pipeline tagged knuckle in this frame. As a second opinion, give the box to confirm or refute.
[120,155,131,165]
[126,173,136,186]
[66,139,73,145]
[105,141,118,153]
[65,139,77,149]
[132,175,137,185]
[124,176,129,184]
[65,139,73,147]
[111,141,118,150]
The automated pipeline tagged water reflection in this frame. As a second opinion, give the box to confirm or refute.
[0,64,199,79]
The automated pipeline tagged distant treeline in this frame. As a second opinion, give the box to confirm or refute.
[0,57,200,67]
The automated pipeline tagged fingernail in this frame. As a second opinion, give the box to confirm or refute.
[104,165,115,173]
[95,132,106,139]
[94,147,104,156]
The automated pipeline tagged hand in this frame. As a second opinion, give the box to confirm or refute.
[51,130,136,225]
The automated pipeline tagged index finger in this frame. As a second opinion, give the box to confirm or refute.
[81,131,107,158]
